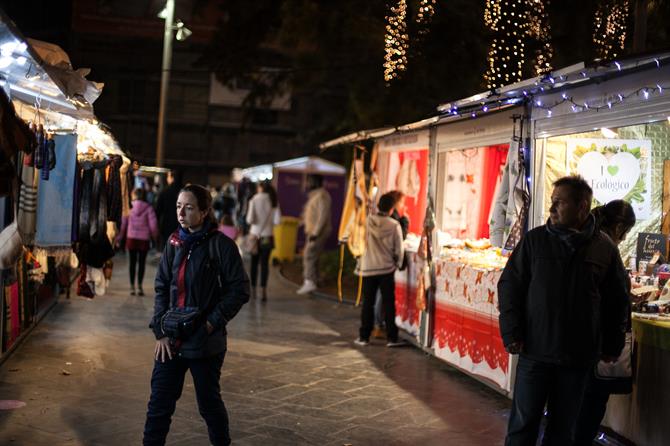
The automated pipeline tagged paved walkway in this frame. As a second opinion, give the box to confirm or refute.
[0,254,510,445]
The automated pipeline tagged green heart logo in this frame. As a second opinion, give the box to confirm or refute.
[607,165,619,176]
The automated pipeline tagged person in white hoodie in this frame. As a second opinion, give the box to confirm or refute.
[246,181,281,301]
[297,174,332,295]
[354,192,405,347]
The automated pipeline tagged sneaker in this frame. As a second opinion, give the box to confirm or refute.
[353,338,369,346]
[138,289,144,296]
[296,280,317,295]
[386,340,407,348]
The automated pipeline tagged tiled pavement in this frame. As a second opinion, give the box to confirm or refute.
[0,254,510,445]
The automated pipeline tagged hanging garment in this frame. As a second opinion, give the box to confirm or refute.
[33,128,45,170]
[91,164,108,244]
[395,158,421,200]
[78,161,109,244]
[106,155,123,226]
[17,153,38,245]
[442,149,485,239]
[78,165,94,243]
[71,162,82,242]
[490,140,528,249]
[40,137,56,180]
[119,157,131,218]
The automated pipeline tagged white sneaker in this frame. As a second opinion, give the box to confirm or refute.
[296,280,317,295]
[353,338,369,346]
[386,340,407,348]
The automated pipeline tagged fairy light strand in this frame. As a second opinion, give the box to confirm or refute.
[593,0,630,59]
[384,0,409,84]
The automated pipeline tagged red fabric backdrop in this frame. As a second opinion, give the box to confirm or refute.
[476,144,509,239]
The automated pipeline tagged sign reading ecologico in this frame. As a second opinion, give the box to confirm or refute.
[567,138,652,220]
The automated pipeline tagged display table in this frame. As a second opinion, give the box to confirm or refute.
[602,316,670,445]
[432,258,512,392]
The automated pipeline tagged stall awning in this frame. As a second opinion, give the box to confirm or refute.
[319,127,396,150]
[0,9,96,120]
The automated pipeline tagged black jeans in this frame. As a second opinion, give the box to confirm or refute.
[506,355,590,446]
[250,243,272,288]
[573,385,610,445]
[129,249,148,288]
[143,352,230,446]
[359,272,398,342]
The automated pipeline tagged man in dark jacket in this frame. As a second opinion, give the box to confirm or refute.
[155,170,182,250]
[498,175,629,446]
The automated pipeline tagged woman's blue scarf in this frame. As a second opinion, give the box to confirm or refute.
[178,221,212,250]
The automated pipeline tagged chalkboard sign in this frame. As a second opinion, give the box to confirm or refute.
[636,233,668,265]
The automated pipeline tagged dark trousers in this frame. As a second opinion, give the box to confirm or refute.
[359,272,398,342]
[573,386,610,446]
[506,355,590,446]
[129,249,148,288]
[143,352,230,446]
[250,244,272,288]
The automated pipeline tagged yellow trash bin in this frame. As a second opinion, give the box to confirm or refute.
[272,216,300,262]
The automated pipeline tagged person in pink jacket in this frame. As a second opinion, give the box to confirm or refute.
[116,188,159,295]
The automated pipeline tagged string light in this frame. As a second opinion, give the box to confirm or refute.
[593,0,630,59]
[383,0,409,84]
[442,59,667,118]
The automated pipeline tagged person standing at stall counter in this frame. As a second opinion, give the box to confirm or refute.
[297,174,332,295]
[574,200,636,445]
[498,175,629,446]
[144,184,250,446]
[354,192,405,347]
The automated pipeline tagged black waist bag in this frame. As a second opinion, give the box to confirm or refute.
[161,306,202,340]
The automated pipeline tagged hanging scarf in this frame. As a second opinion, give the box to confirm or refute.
[106,155,123,226]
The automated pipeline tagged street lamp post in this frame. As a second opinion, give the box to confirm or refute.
[155,0,175,168]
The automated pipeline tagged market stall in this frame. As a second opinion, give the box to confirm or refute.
[528,53,670,445]
[370,130,431,337]
[0,15,130,360]
[430,107,522,393]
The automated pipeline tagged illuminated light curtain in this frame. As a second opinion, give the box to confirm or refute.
[484,0,531,90]
[416,0,437,38]
[384,0,409,83]
[593,0,630,59]
[528,0,553,76]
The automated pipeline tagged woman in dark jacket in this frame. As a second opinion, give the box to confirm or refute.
[573,199,635,445]
[143,184,250,446]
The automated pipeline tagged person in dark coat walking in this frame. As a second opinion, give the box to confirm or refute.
[155,170,182,251]
[143,184,250,446]
[498,176,629,446]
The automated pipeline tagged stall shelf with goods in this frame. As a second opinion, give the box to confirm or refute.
[527,52,670,445]
[429,107,523,393]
